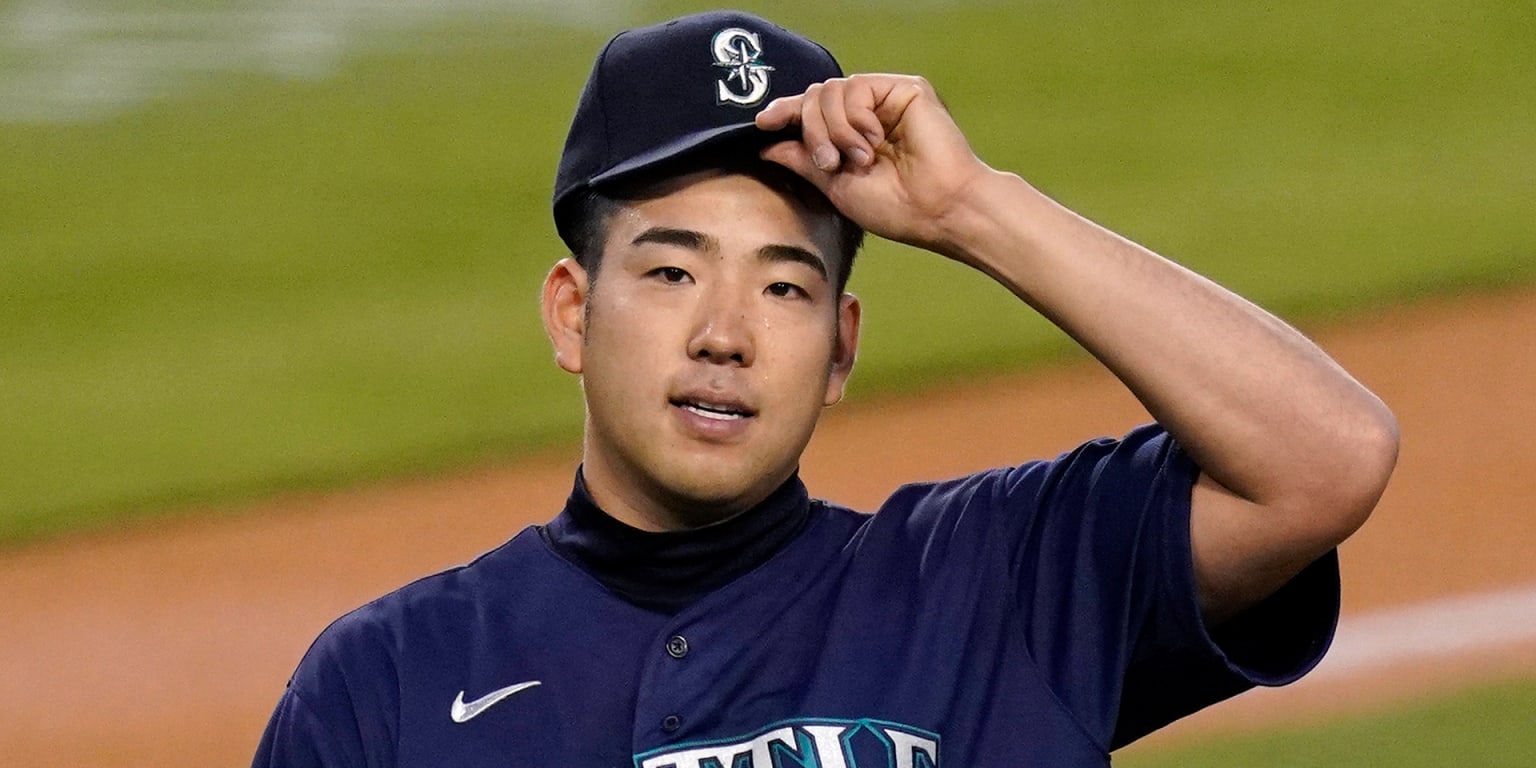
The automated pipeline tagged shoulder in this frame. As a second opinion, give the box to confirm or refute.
[286,527,550,697]
[813,425,1197,595]
[255,529,552,766]
[852,424,1188,527]
[883,423,1187,510]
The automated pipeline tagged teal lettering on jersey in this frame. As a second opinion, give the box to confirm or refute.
[634,718,939,768]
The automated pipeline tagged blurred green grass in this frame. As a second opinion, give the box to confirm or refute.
[1117,675,1536,767]
[3,0,1534,541]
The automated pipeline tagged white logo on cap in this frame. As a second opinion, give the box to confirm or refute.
[712,27,774,107]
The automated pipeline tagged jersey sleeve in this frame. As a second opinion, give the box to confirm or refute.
[253,686,359,768]
[999,423,1340,749]
[251,605,403,768]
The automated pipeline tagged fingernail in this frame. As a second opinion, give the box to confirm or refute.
[848,147,871,167]
[863,132,883,147]
[813,145,839,170]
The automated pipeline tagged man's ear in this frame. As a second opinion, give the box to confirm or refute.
[541,258,589,375]
[824,292,862,406]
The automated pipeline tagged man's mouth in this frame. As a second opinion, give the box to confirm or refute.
[671,398,756,421]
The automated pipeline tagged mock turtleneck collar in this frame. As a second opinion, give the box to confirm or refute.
[539,469,813,615]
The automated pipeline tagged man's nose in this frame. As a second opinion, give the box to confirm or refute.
[686,290,755,367]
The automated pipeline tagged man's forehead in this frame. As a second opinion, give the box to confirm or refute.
[608,170,839,267]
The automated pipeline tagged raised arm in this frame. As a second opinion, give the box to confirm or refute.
[756,74,1399,622]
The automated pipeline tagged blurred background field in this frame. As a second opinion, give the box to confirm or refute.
[3,2,1535,765]
[4,0,1534,541]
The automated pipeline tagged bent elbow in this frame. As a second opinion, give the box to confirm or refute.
[1328,399,1401,539]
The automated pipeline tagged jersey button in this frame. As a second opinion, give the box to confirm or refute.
[662,714,682,732]
[665,635,689,659]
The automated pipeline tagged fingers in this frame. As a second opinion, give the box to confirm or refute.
[815,81,871,169]
[757,74,918,173]
[843,81,886,154]
[870,78,925,138]
[799,83,842,171]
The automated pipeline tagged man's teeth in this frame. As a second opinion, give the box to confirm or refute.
[683,403,746,420]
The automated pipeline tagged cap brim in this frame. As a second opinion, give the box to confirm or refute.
[587,121,791,190]
[553,120,801,250]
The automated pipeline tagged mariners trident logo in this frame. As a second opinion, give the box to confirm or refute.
[712,27,774,107]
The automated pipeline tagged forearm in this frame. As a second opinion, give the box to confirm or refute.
[756,71,1396,616]
[937,170,1398,519]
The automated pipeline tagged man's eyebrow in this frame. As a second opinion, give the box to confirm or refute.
[631,227,829,282]
[631,227,718,253]
[758,244,828,281]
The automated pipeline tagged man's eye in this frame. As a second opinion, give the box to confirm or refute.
[651,267,690,283]
[767,282,805,299]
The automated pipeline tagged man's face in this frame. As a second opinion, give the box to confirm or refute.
[543,170,860,529]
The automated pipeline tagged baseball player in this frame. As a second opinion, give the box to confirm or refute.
[254,10,1397,767]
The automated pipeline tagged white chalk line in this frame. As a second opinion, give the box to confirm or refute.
[0,0,643,123]
[1309,582,1536,680]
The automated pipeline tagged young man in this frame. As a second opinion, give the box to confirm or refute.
[254,10,1398,767]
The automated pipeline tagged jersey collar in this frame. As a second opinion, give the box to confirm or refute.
[540,469,812,614]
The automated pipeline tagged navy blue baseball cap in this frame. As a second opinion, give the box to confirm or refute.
[552,11,844,250]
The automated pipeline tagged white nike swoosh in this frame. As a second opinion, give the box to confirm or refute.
[449,680,542,723]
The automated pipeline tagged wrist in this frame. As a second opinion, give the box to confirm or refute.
[930,169,1047,268]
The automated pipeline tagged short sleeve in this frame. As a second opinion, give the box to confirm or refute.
[1111,549,1339,747]
[1001,424,1339,749]
[251,606,403,768]
[253,686,358,768]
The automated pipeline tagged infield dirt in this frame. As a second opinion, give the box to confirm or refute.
[2,288,1533,765]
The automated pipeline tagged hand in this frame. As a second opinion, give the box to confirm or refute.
[755,74,992,253]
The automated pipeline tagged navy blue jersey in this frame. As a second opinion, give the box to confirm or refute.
[254,425,1337,767]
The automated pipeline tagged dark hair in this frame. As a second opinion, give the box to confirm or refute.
[560,155,864,294]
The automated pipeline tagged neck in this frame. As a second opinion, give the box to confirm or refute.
[540,467,815,614]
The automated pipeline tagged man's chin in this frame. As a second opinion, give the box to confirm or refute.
[656,468,786,525]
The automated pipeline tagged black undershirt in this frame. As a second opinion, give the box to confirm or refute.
[539,469,814,615]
